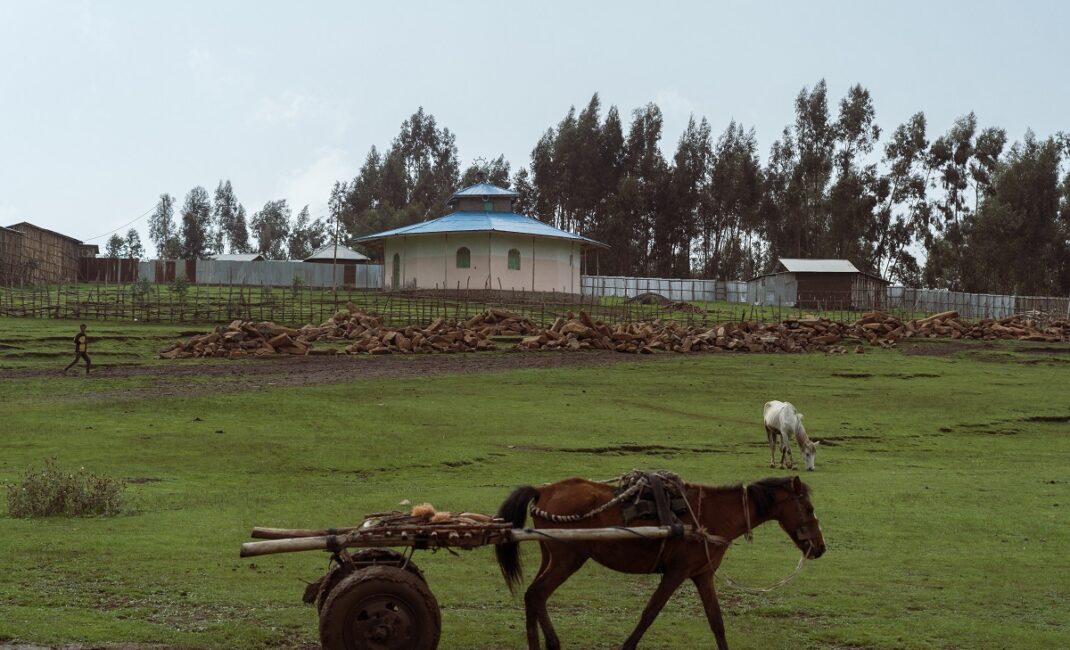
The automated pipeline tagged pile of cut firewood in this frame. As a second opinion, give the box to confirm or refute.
[160,306,1070,360]
[342,315,497,354]
[848,310,1070,344]
[516,311,860,353]
[158,305,528,358]
[515,309,1070,354]
[158,320,311,359]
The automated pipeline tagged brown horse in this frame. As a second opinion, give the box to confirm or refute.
[495,475,825,650]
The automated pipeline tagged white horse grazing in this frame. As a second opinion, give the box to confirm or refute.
[764,401,820,471]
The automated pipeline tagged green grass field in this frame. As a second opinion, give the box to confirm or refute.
[1,316,1068,649]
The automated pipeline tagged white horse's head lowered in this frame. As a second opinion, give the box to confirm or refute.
[800,437,820,471]
[796,412,820,471]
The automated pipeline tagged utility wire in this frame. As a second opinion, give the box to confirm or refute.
[82,201,161,242]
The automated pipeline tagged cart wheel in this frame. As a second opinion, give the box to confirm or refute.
[311,550,427,613]
[319,565,441,650]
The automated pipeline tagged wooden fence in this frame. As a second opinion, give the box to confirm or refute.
[0,284,771,329]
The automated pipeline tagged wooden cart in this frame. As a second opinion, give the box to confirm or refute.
[240,511,710,650]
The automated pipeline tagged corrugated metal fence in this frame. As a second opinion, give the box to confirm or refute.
[888,287,1070,320]
[582,275,1070,319]
[138,260,382,289]
[581,275,749,303]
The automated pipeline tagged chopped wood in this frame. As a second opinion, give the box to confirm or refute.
[160,309,1070,361]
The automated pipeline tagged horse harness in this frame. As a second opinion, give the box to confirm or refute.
[529,470,696,572]
[617,470,689,528]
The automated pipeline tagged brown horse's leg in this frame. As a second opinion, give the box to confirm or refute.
[692,570,729,650]
[524,543,587,650]
[619,566,690,650]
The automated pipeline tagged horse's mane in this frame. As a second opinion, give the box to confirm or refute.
[688,477,811,519]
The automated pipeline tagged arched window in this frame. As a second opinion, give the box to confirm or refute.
[456,247,471,269]
[507,248,521,271]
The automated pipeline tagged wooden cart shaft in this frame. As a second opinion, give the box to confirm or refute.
[240,525,712,558]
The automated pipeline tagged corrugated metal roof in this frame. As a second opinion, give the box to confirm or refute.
[777,258,860,273]
[211,253,265,262]
[448,183,519,202]
[7,221,86,245]
[304,245,371,262]
[355,211,607,248]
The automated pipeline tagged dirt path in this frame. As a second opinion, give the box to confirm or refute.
[0,351,672,399]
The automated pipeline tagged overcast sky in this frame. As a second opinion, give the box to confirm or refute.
[2,0,1067,251]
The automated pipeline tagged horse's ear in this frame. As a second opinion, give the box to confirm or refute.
[814,440,821,446]
[791,475,804,494]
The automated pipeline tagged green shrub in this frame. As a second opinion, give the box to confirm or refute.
[130,277,154,305]
[170,275,190,301]
[6,460,125,518]
[291,274,305,297]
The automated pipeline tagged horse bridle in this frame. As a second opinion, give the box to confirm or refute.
[742,487,821,550]
[788,492,822,551]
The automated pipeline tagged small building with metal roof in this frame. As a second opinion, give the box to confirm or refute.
[356,183,606,293]
[211,253,265,262]
[303,244,371,264]
[747,258,889,309]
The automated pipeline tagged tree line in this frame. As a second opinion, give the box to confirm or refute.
[144,83,1070,295]
[144,181,332,262]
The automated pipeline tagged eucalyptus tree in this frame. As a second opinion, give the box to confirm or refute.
[179,186,213,259]
[148,193,181,258]
[701,121,762,279]
[213,180,248,253]
[287,205,329,260]
[123,228,144,259]
[251,199,291,259]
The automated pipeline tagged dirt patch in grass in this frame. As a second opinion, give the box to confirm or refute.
[0,351,674,399]
[1024,415,1070,423]
[509,442,719,455]
[901,341,977,356]
[812,435,884,447]
[831,372,871,379]
[1020,346,1070,354]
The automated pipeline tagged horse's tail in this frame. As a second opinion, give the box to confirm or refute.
[495,485,540,594]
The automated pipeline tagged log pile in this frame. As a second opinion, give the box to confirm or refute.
[159,305,536,358]
[515,310,1070,354]
[299,304,534,353]
[160,307,1070,360]
[341,315,496,354]
[516,311,862,353]
[848,310,1070,344]
[158,320,309,359]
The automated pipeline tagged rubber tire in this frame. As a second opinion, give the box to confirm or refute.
[315,550,427,613]
[319,565,441,650]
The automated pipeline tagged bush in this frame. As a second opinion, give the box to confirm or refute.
[291,274,305,297]
[170,275,190,301]
[6,460,125,518]
[130,277,153,305]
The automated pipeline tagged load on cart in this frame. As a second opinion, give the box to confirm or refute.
[240,470,826,650]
